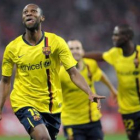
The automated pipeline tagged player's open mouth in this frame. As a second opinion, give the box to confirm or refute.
[26,18,35,23]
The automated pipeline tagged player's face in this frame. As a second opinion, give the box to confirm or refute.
[22,4,43,30]
[112,26,127,47]
[68,40,84,61]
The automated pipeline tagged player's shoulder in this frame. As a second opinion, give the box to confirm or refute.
[44,31,64,42]
[105,47,121,56]
[6,35,22,50]
[108,47,120,52]
[136,45,140,51]
[44,31,56,38]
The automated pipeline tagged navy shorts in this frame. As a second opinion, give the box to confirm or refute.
[63,120,103,140]
[122,111,140,140]
[15,107,61,140]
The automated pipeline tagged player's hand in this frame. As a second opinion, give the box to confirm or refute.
[88,94,106,109]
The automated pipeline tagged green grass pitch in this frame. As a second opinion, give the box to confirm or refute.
[0,134,127,140]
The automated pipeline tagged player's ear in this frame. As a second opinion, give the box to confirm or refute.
[41,15,45,22]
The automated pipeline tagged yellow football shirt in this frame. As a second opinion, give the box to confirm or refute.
[103,45,140,114]
[59,58,102,126]
[2,32,77,113]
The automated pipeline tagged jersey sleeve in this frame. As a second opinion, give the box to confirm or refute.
[57,36,77,70]
[2,42,14,76]
[103,48,115,65]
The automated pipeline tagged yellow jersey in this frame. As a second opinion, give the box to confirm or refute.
[2,32,77,113]
[103,45,140,114]
[59,58,102,126]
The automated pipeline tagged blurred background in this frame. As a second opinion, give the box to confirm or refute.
[1,0,140,139]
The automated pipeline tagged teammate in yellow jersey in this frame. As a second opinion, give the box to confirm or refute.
[84,24,140,140]
[59,39,117,140]
[0,4,105,140]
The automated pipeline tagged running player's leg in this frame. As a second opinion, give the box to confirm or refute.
[30,124,51,140]
[30,112,61,140]
[15,107,51,140]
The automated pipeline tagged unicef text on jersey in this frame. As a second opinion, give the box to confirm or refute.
[19,60,51,71]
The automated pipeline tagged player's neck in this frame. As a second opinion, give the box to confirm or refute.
[122,42,135,56]
[24,29,43,46]
[76,59,84,71]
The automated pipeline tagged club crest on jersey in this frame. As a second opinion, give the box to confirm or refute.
[42,46,51,56]
[33,115,41,121]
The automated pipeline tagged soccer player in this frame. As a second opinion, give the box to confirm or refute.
[0,4,105,140]
[84,24,140,140]
[59,39,117,140]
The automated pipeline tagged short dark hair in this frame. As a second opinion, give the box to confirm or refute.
[118,24,134,40]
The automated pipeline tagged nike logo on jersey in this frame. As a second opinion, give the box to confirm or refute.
[18,54,25,58]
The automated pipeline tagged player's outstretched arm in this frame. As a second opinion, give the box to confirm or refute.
[0,76,11,120]
[67,67,106,108]
[84,51,104,61]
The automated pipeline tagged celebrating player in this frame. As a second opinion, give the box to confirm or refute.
[0,3,105,140]
[84,24,140,140]
[59,39,117,140]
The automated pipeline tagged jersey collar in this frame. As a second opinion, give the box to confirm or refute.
[22,31,44,46]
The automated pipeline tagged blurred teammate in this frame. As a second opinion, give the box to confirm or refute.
[84,24,140,140]
[0,4,105,140]
[59,39,117,140]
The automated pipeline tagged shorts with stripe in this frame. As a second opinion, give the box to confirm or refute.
[63,120,103,140]
[15,107,61,140]
[122,111,140,140]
